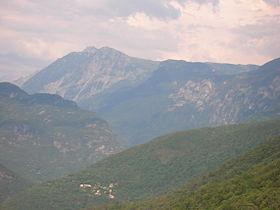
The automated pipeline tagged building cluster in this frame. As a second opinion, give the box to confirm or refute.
[79,182,117,199]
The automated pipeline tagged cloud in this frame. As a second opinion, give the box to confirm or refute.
[157,0,280,64]
[0,0,279,82]
[232,15,280,58]
[263,0,280,7]
[93,0,181,19]
[74,0,219,20]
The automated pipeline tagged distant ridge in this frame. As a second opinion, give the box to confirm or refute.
[97,57,280,145]
[0,82,77,109]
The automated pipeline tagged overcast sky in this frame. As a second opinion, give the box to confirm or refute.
[0,0,279,81]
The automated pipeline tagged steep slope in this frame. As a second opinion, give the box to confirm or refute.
[100,58,280,145]
[22,46,159,104]
[1,120,280,210]
[95,136,280,209]
[0,164,33,203]
[0,82,121,182]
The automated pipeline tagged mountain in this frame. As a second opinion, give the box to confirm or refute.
[92,136,280,209]
[94,58,279,145]
[21,47,265,146]
[0,82,121,182]
[22,46,159,104]
[0,164,33,203]
[1,120,280,210]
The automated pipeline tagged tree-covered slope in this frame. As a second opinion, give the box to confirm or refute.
[95,136,280,210]
[0,164,33,203]
[1,120,280,210]
[0,82,121,182]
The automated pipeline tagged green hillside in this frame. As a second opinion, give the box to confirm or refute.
[95,136,280,209]
[0,82,121,182]
[1,120,280,210]
[0,164,33,203]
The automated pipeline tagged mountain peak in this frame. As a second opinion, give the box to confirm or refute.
[83,46,98,54]
[98,46,126,56]
[83,46,127,57]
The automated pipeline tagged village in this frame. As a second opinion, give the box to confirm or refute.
[79,182,118,199]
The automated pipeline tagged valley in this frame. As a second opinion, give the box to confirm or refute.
[1,1,279,209]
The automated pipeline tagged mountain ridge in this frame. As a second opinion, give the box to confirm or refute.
[20,46,279,146]
[99,57,280,145]
[0,82,78,109]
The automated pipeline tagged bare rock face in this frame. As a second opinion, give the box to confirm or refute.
[22,46,159,107]
[168,79,216,112]
[98,58,280,145]
[167,59,280,126]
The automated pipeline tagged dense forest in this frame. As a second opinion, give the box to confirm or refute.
[91,136,280,209]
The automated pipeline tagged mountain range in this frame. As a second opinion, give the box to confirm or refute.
[1,119,280,209]
[0,82,121,182]
[100,58,280,145]
[20,47,280,145]
[0,46,279,209]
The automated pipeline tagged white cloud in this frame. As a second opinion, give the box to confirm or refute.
[0,0,279,82]
[157,0,280,64]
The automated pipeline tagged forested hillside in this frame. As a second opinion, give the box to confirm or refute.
[2,120,280,209]
[94,136,280,209]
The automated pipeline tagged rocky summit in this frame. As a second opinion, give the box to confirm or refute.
[22,46,159,104]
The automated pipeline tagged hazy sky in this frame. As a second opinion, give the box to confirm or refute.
[0,0,280,81]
